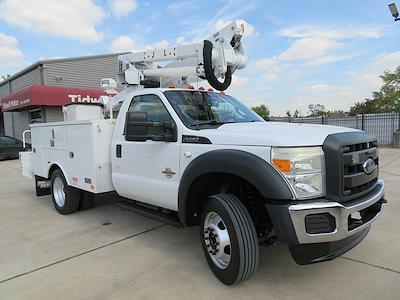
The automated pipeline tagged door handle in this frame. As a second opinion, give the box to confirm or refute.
[116,144,122,158]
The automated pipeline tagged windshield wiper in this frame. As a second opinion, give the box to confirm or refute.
[190,120,233,126]
[190,120,234,129]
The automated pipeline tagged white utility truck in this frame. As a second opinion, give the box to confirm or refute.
[21,21,385,285]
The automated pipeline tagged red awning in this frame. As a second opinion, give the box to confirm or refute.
[0,85,106,112]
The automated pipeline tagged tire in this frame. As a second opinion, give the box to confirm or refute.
[200,193,259,285]
[78,192,95,211]
[50,169,80,214]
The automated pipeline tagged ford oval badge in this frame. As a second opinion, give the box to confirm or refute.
[363,158,376,175]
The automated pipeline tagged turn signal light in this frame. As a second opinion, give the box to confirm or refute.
[272,159,291,173]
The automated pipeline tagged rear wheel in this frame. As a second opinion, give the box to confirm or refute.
[200,193,259,285]
[51,169,80,214]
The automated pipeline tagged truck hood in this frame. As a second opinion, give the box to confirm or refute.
[191,122,359,147]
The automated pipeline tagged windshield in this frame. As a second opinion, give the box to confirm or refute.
[163,91,263,129]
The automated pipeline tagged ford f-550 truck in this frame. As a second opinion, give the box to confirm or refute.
[20,21,385,285]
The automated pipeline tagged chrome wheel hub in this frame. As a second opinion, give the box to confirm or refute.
[203,211,231,269]
[53,176,66,207]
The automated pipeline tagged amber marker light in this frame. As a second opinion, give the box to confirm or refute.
[272,159,291,173]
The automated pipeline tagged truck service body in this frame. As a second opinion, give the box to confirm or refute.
[20,21,385,285]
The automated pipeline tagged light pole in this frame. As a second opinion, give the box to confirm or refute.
[388,3,400,21]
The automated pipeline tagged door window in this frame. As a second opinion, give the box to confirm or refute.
[127,94,174,137]
[0,136,18,145]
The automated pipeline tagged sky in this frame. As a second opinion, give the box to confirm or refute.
[0,0,399,116]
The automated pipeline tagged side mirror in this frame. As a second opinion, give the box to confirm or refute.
[125,111,177,142]
[125,111,148,141]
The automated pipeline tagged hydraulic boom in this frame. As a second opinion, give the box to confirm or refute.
[117,20,247,91]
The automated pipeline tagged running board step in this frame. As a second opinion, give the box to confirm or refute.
[117,199,182,227]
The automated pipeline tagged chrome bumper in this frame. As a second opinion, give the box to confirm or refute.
[289,180,385,244]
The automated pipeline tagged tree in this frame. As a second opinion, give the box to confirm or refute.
[1,74,11,81]
[252,104,270,119]
[349,66,400,115]
[286,110,291,118]
[308,104,326,117]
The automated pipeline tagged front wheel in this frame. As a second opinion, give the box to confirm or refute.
[200,194,259,285]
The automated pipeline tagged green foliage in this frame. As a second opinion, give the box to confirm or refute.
[306,104,346,117]
[1,74,11,81]
[308,104,326,117]
[252,104,270,119]
[286,109,300,118]
[349,66,400,115]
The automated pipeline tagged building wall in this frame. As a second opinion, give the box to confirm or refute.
[4,111,30,141]
[1,54,121,141]
[10,68,41,92]
[44,56,119,89]
[0,81,11,97]
[0,54,122,97]
[3,112,14,137]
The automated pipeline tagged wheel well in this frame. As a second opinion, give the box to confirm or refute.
[48,164,61,179]
[184,172,273,237]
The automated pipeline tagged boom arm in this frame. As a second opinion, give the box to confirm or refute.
[117,20,247,91]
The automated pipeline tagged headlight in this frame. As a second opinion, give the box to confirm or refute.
[271,147,325,199]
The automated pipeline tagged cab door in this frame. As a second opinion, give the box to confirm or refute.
[112,94,181,211]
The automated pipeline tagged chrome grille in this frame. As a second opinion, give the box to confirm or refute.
[341,141,378,200]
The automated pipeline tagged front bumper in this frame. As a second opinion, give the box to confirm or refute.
[289,179,384,244]
[266,179,385,264]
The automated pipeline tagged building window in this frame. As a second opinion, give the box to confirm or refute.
[29,109,43,124]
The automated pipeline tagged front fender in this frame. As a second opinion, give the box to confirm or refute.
[178,149,294,225]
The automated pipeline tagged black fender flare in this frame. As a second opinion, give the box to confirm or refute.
[178,149,294,225]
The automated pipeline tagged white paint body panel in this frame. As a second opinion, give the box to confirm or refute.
[111,90,182,210]
[20,151,34,178]
[196,122,359,147]
[64,104,104,121]
[30,119,115,193]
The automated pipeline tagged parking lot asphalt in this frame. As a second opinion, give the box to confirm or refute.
[0,148,399,300]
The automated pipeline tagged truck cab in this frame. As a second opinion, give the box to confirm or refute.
[20,20,385,286]
[113,86,385,284]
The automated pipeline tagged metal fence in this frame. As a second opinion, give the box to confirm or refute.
[270,112,400,145]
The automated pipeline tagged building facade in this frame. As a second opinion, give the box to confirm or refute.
[0,53,126,140]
